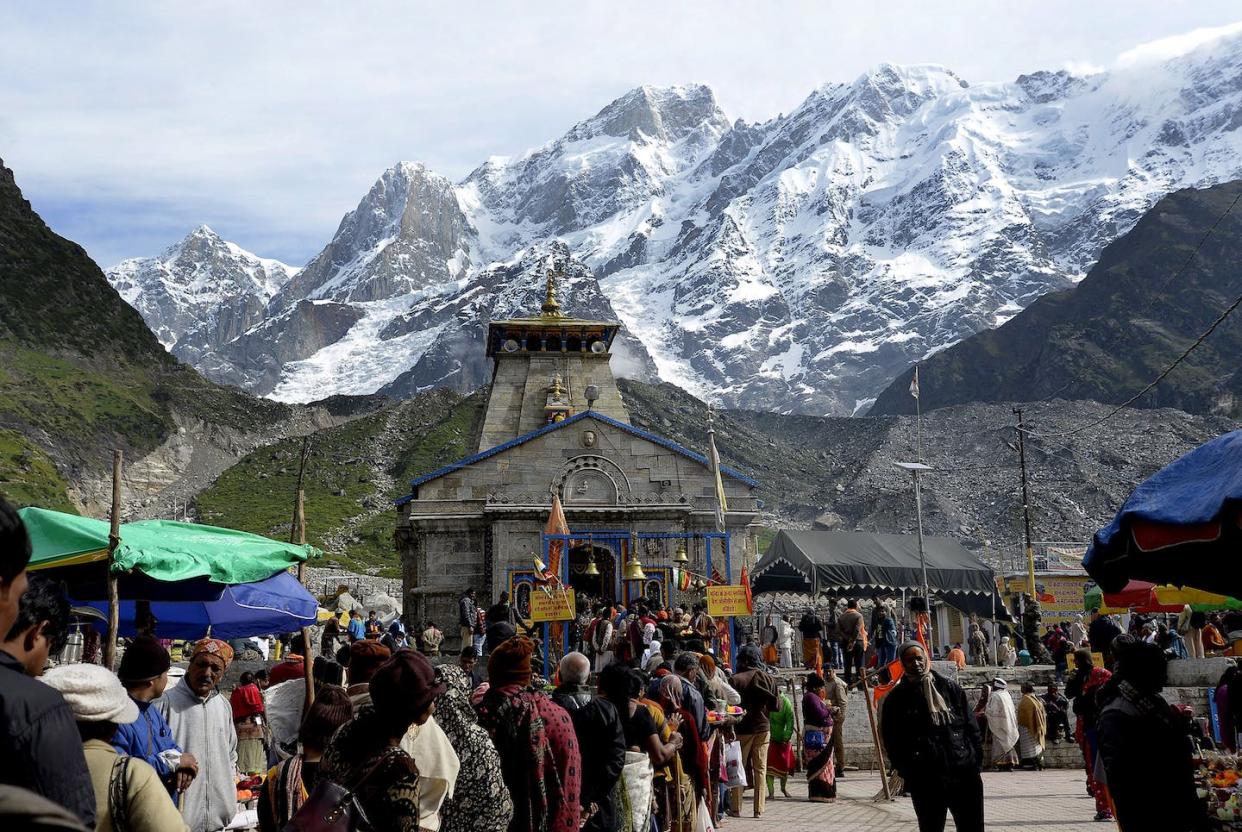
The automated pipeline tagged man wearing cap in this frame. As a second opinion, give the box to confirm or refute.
[476,637,581,832]
[156,638,238,832]
[881,640,983,832]
[114,635,198,797]
[345,638,391,712]
[43,662,189,831]
[0,541,96,828]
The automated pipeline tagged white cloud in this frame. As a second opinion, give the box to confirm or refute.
[1116,20,1242,68]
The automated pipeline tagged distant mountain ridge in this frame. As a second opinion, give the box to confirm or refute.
[109,30,1242,413]
[868,180,1242,417]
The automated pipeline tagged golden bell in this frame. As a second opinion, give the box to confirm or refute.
[584,556,600,577]
[672,542,689,564]
[623,555,647,581]
[533,555,548,573]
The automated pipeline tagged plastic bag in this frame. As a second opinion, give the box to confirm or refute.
[694,796,716,832]
[724,739,748,789]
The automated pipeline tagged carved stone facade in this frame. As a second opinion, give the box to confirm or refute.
[395,272,760,643]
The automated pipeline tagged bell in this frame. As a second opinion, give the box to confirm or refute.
[623,554,647,581]
[533,554,548,574]
[584,556,600,577]
[672,542,689,564]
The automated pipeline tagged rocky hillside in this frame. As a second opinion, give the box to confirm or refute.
[192,376,1234,575]
[0,159,369,515]
[112,31,1242,414]
[869,181,1242,417]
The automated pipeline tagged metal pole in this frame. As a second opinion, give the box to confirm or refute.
[912,469,932,650]
[1013,408,1037,598]
[104,450,123,670]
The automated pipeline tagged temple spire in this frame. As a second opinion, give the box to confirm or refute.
[541,267,564,318]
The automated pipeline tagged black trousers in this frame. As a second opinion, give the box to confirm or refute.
[909,771,984,832]
[843,640,864,683]
[1047,710,1072,741]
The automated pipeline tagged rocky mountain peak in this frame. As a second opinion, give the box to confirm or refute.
[567,84,730,144]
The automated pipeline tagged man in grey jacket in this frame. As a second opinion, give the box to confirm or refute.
[157,639,238,832]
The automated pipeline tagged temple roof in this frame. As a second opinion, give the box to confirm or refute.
[394,409,759,505]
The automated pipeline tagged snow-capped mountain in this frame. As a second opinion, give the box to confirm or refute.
[109,31,1242,412]
[108,225,295,351]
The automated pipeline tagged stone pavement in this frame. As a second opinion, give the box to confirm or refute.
[723,768,1108,831]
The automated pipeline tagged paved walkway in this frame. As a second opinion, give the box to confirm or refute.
[723,768,1108,831]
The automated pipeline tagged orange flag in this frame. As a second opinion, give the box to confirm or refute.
[544,494,569,578]
[739,565,753,614]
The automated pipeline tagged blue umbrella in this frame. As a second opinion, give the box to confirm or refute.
[82,571,318,640]
[1085,428,1242,597]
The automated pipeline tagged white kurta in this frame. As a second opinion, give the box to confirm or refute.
[156,680,238,832]
[985,690,1020,759]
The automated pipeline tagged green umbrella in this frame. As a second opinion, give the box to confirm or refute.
[21,507,315,588]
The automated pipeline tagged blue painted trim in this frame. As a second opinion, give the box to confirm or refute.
[393,409,760,504]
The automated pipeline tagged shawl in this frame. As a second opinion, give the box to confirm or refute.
[400,715,461,832]
[911,667,952,726]
[320,708,421,831]
[476,686,580,832]
[1017,694,1047,744]
[433,667,512,832]
[985,690,1020,752]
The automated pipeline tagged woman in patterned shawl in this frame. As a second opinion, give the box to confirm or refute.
[475,637,582,832]
[435,665,514,832]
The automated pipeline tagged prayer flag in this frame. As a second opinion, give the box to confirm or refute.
[544,495,570,578]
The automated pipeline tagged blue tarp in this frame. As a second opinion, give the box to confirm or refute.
[81,571,318,640]
[1085,429,1242,596]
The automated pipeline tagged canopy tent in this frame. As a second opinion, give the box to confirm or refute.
[751,530,997,597]
[80,571,318,640]
[20,508,315,600]
[1084,579,1242,614]
[1085,429,1242,597]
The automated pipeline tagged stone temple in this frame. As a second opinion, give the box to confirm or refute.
[395,271,761,642]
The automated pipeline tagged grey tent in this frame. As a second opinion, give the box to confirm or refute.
[752,530,997,597]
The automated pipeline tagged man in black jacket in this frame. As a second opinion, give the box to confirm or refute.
[1088,610,1123,665]
[552,652,626,832]
[881,640,983,832]
[0,498,96,827]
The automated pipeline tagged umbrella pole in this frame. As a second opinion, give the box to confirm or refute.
[104,450,122,670]
[292,489,315,711]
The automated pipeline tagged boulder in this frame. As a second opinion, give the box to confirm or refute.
[363,591,402,624]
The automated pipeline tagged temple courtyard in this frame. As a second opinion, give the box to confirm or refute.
[743,769,1103,831]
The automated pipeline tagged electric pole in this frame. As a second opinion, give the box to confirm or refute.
[1013,408,1036,597]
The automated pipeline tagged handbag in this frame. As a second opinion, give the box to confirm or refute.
[803,729,826,751]
[282,747,400,832]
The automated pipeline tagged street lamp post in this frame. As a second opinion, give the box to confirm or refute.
[895,461,935,649]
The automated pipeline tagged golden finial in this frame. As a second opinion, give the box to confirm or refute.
[541,267,563,318]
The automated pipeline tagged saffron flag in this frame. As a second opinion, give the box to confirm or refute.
[739,565,753,614]
[909,365,920,399]
[544,494,570,579]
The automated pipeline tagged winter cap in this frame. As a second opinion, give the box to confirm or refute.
[42,663,139,724]
[117,635,172,684]
[348,639,391,683]
[488,636,534,688]
[370,649,444,723]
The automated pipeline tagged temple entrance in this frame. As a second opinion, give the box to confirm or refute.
[568,543,617,607]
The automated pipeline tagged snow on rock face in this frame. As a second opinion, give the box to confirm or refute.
[112,34,1242,412]
[107,225,295,351]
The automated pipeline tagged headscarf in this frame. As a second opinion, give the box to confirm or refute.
[432,667,512,832]
[698,654,717,677]
[898,640,951,725]
[190,638,234,668]
[658,674,683,709]
[641,639,662,668]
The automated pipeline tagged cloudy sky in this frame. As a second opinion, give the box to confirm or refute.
[3,1,1240,267]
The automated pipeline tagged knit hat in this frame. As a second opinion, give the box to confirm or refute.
[898,640,926,659]
[117,635,172,684]
[42,663,139,724]
[298,685,354,749]
[488,636,534,688]
[370,649,444,723]
[348,639,392,683]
